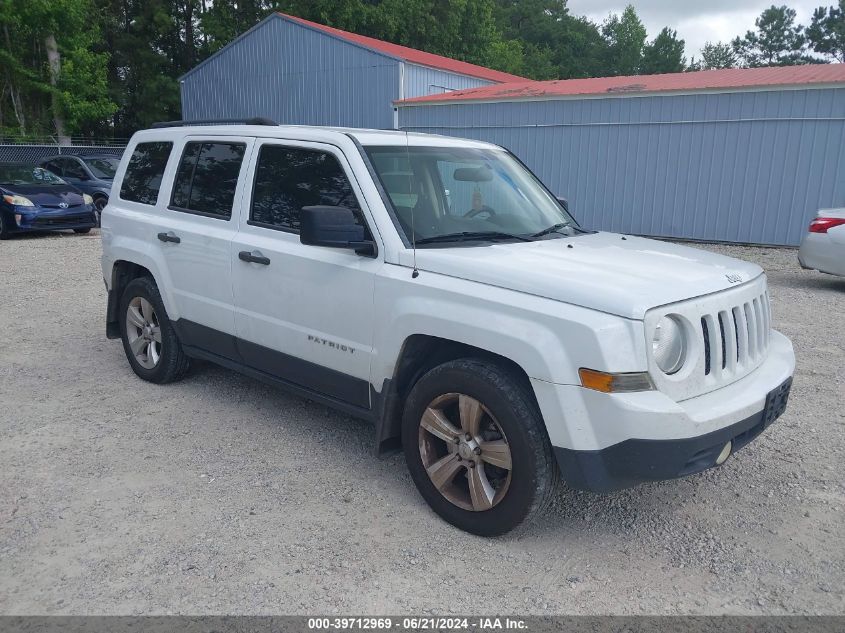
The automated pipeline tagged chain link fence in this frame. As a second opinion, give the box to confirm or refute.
[0,138,128,165]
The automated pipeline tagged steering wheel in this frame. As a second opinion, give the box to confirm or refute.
[464,206,496,219]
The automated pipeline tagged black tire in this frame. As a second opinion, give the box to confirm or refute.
[119,276,190,384]
[402,358,558,536]
[73,228,91,234]
[93,196,107,226]
[0,214,10,239]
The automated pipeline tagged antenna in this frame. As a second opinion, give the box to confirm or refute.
[405,130,419,279]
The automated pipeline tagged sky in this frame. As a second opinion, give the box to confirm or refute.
[566,0,824,61]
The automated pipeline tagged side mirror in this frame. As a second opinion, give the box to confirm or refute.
[556,196,578,223]
[556,196,569,213]
[300,206,375,256]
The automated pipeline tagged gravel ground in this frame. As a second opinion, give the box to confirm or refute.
[0,231,843,616]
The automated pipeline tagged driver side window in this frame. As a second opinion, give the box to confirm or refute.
[249,144,368,236]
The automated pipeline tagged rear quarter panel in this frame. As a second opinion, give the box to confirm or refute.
[101,133,183,319]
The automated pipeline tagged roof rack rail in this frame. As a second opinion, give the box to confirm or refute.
[150,117,278,129]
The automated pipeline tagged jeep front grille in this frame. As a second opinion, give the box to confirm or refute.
[700,291,770,379]
[645,274,772,402]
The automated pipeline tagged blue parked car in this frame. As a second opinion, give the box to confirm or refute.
[0,163,98,239]
[40,154,119,225]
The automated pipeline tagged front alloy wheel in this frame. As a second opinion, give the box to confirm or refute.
[402,359,558,536]
[419,393,512,511]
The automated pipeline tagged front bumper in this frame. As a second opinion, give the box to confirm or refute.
[554,376,792,492]
[10,204,97,232]
[532,330,795,492]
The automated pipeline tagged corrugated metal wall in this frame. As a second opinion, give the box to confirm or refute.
[404,64,493,97]
[181,16,400,129]
[399,87,845,246]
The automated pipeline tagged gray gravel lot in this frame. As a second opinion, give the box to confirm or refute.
[0,232,843,615]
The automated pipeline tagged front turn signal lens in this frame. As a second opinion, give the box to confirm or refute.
[579,368,654,393]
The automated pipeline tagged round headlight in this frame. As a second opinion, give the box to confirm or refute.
[652,315,686,375]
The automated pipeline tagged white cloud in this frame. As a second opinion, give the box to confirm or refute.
[566,0,823,60]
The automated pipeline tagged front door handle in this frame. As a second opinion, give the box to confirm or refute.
[157,231,181,244]
[238,250,271,265]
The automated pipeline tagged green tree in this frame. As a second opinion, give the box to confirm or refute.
[806,0,845,62]
[732,5,819,66]
[641,27,686,74]
[0,2,32,135]
[93,0,204,136]
[697,41,737,69]
[601,5,647,75]
[494,0,608,79]
[200,0,274,55]
[269,0,524,75]
[367,0,507,68]
[0,0,115,138]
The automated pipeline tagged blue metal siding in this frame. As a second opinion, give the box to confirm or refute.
[181,16,400,129]
[403,64,493,98]
[399,88,845,246]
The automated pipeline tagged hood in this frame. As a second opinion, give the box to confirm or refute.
[1,184,85,207]
[400,232,763,320]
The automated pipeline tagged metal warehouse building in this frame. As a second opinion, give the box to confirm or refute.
[182,16,845,247]
[397,66,845,246]
[180,12,523,130]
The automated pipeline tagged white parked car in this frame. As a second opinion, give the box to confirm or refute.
[101,121,795,535]
[798,208,845,277]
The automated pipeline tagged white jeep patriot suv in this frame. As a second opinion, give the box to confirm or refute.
[101,120,795,535]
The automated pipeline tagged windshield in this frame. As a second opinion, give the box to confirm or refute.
[364,146,574,244]
[84,157,119,179]
[0,164,66,186]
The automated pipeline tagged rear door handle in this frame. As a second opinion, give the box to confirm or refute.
[157,232,181,244]
[238,250,270,265]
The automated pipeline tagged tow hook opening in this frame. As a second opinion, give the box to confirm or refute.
[715,441,733,466]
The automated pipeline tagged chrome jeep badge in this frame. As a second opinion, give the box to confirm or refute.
[725,273,743,284]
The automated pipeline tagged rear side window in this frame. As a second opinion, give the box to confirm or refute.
[171,142,246,219]
[61,158,86,179]
[120,142,173,205]
[43,160,63,176]
[250,145,362,232]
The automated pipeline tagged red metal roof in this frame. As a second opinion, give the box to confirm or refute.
[399,65,845,104]
[278,13,525,84]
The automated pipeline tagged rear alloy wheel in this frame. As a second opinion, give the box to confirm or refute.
[125,296,162,370]
[119,277,190,384]
[403,359,558,536]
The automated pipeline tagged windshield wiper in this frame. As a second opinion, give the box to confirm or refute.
[415,231,534,245]
[531,222,572,238]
